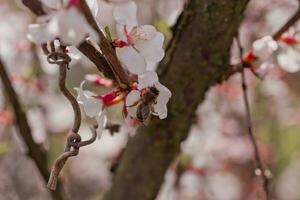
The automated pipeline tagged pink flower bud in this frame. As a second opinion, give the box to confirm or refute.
[281,34,296,45]
[243,50,256,63]
[85,74,113,87]
[67,0,80,9]
[99,91,124,106]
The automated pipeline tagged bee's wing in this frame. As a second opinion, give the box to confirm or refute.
[137,102,151,124]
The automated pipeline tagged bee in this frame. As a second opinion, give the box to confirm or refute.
[128,86,160,124]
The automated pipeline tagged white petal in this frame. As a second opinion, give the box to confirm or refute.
[96,111,107,139]
[57,9,87,45]
[153,82,171,119]
[155,82,172,99]
[131,25,157,41]
[153,100,168,119]
[252,36,278,60]
[82,97,102,118]
[67,46,82,60]
[86,0,99,18]
[116,24,128,41]
[137,71,159,89]
[50,8,98,45]
[278,48,300,73]
[125,90,141,106]
[113,1,138,27]
[27,24,55,44]
[41,0,61,9]
[256,62,274,77]
[116,46,146,74]
[135,32,165,63]
[74,81,87,103]
[125,90,140,118]
[127,106,138,118]
[74,81,102,118]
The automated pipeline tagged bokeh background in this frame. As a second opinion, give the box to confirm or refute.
[1,0,300,199]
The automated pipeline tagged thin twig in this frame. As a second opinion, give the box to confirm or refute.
[57,62,81,133]
[0,57,65,200]
[47,148,79,190]
[46,50,98,190]
[273,3,300,40]
[236,37,271,200]
[47,126,98,190]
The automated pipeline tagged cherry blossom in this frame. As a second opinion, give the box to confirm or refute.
[125,71,171,120]
[277,31,300,73]
[242,36,278,76]
[96,111,108,138]
[277,47,300,73]
[75,81,107,137]
[27,6,98,46]
[252,36,278,60]
[113,1,165,75]
[75,81,103,118]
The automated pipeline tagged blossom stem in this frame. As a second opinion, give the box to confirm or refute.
[237,37,271,200]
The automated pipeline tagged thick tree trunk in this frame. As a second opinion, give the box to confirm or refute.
[104,0,249,199]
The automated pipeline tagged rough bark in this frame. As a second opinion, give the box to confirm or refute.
[104,0,249,199]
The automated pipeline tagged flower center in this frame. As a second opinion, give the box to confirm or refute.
[281,34,297,45]
[243,50,257,63]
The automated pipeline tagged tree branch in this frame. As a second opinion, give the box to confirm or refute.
[78,0,132,89]
[21,0,119,83]
[0,57,65,200]
[104,0,250,199]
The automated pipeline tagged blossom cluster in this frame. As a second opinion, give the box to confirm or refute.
[243,27,300,75]
[26,0,171,137]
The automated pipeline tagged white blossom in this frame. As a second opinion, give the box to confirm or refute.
[277,47,300,73]
[252,36,278,60]
[75,81,107,138]
[96,111,108,139]
[125,71,171,120]
[276,30,300,73]
[75,81,102,118]
[113,1,165,75]
[27,7,98,46]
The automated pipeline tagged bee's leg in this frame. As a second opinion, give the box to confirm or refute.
[127,100,141,107]
[150,106,158,115]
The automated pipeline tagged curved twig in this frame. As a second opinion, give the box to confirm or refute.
[57,61,81,133]
[47,149,79,190]
[69,125,98,149]
[46,50,98,190]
